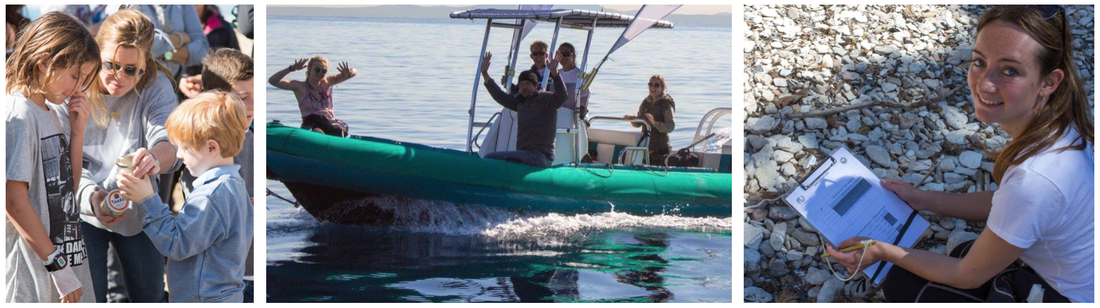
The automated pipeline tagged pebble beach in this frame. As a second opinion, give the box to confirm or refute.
[742,5,1094,302]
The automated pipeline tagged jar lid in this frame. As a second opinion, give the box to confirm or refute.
[116,154,135,168]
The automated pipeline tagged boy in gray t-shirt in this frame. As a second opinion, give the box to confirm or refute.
[6,92,95,303]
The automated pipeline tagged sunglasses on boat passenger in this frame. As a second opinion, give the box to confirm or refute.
[312,67,327,74]
[101,61,144,78]
[1030,5,1063,20]
[531,51,547,57]
[560,51,573,57]
[649,82,662,88]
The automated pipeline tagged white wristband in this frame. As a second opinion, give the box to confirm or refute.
[48,265,81,300]
[42,248,63,266]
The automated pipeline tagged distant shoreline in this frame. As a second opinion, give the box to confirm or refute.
[266,5,732,28]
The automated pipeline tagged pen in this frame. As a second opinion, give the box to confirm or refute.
[820,240,876,258]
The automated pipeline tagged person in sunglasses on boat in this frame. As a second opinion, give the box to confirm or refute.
[625,75,675,166]
[556,42,590,119]
[502,40,553,94]
[268,55,357,137]
[826,6,1092,302]
[480,50,568,168]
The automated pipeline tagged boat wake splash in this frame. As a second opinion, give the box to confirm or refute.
[320,195,733,238]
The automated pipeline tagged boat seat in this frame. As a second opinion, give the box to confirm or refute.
[620,146,649,165]
[552,130,577,166]
[697,142,731,172]
[586,128,646,164]
[482,107,580,160]
[699,152,732,173]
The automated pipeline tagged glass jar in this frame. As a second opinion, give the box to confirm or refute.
[98,154,137,218]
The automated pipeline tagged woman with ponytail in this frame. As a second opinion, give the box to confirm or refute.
[52,8,182,303]
[827,6,1093,302]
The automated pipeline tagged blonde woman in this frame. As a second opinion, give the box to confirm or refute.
[53,9,181,302]
[827,6,1093,302]
[625,75,675,165]
[268,55,358,137]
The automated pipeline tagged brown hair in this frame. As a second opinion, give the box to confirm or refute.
[530,40,548,52]
[977,6,1094,183]
[89,8,176,126]
[202,48,253,92]
[5,11,100,98]
[558,42,575,54]
[166,91,249,158]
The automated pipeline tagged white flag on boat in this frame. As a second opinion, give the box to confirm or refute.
[584,5,681,91]
[607,4,681,55]
[515,5,552,41]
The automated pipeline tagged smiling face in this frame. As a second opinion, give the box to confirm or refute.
[648,76,665,98]
[559,45,576,70]
[968,20,1059,138]
[306,60,328,87]
[38,61,97,105]
[232,78,255,124]
[98,43,145,97]
[530,45,547,69]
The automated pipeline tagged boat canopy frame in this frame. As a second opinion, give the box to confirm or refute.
[450,8,674,153]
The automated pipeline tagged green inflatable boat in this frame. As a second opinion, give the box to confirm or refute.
[267,122,732,221]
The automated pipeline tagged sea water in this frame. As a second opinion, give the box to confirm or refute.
[266,14,732,302]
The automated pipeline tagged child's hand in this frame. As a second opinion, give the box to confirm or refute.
[61,287,81,303]
[67,91,90,134]
[337,61,357,78]
[129,148,161,177]
[291,58,308,71]
[90,188,126,226]
[116,172,154,203]
[179,75,203,98]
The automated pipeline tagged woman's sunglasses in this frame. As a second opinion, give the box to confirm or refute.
[1031,5,1063,20]
[312,67,327,74]
[102,61,144,78]
[649,82,662,88]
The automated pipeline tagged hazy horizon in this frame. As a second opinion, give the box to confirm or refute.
[268,4,732,16]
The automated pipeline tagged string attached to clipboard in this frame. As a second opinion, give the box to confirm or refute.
[800,156,837,190]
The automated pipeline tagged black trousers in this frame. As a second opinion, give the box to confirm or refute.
[882,240,1069,302]
[301,114,348,137]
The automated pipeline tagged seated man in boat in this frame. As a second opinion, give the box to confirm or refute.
[268,55,358,137]
[480,50,568,167]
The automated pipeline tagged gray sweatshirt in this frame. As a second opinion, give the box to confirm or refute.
[54,72,182,236]
[484,72,568,157]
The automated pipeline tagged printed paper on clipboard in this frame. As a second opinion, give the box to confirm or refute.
[783,147,930,285]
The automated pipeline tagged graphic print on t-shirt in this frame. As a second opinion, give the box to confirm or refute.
[40,133,86,266]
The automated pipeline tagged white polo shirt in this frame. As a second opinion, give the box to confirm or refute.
[988,127,1094,303]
